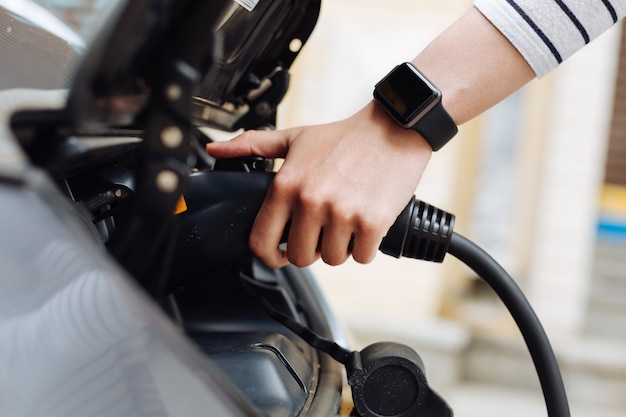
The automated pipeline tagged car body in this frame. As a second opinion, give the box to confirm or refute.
[0,2,351,416]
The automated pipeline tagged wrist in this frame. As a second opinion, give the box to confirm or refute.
[363,101,434,153]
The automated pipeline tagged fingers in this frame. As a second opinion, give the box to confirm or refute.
[318,220,353,266]
[285,200,323,267]
[286,207,387,267]
[350,220,387,264]
[255,184,385,268]
[248,184,292,269]
[320,206,389,266]
[250,176,326,269]
[205,129,292,159]
[250,176,354,269]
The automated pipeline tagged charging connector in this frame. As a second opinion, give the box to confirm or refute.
[380,197,454,262]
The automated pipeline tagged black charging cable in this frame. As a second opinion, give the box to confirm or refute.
[381,197,571,417]
[446,232,570,417]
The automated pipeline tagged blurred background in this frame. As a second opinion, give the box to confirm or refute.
[276,0,626,416]
[32,0,626,416]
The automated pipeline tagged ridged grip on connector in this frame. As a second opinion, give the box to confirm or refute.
[380,198,455,262]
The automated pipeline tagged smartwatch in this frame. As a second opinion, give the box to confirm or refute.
[373,62,457,151]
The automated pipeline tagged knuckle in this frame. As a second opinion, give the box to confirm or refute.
[357,205,398,236]
[296,190,323,214]
[356,214,385,237]
[238,129,256,142]
[270,174,298,201]
[328,203,354,225]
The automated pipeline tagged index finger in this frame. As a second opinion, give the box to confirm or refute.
[206,129,293,159]
[248,183,292,269]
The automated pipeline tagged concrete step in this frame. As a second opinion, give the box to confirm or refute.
[442,383,624,417]
[586,240,626,339]
[465,333,626,411]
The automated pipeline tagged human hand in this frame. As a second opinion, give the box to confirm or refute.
[206,101,432,269]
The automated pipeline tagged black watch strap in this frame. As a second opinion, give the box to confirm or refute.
[413,100,458,152]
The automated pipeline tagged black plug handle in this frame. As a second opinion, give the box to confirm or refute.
[380,198,455,262]
[172,171,456,279]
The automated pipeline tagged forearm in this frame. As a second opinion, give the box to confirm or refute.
[411,7,535,126]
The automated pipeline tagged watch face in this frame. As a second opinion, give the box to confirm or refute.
[374,63,440,127]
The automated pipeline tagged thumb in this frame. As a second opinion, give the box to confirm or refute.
[205,129,292,159]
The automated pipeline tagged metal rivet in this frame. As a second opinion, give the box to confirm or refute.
[161,126,183,149]
[255,101,272,117]
[289,38,302,53]
[156,170,179,194]
[166,83,182,101]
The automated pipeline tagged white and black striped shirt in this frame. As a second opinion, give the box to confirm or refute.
[474,0,626,77]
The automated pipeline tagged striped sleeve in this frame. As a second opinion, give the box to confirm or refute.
[474,0,626,78]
